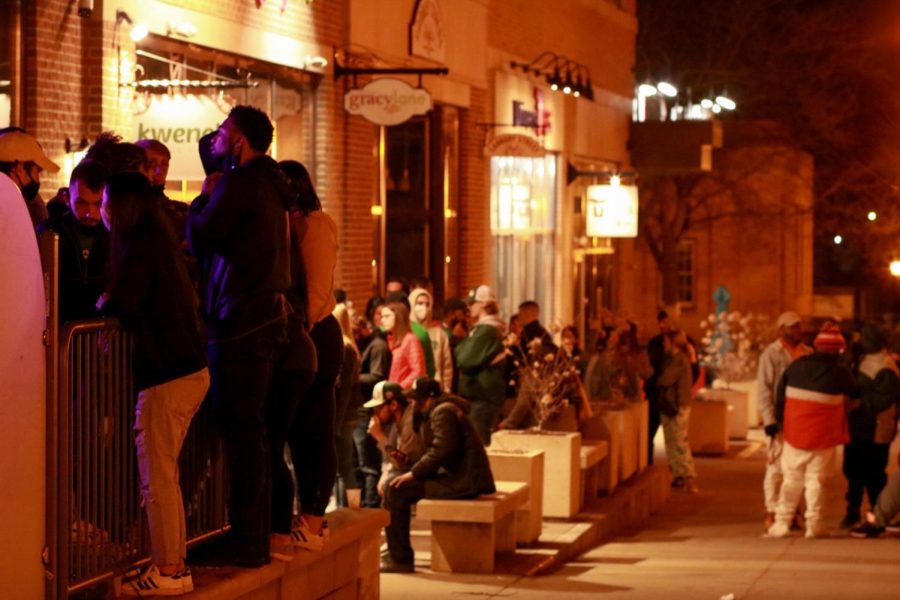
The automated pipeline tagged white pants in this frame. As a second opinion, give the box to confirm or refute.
[763,433,784,513]
[774,441,836,531]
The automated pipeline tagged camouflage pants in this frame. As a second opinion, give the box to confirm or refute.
[660,406,697,479]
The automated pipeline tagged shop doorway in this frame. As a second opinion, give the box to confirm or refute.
[381,106,459,301]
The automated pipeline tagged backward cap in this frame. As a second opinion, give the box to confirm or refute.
[469,284,496,303]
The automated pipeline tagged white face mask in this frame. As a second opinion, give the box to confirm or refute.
[413,304,429,322]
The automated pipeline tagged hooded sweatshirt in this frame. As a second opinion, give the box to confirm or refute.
[775,352,856,450]
[409,288,454,391]
[455,313,507,407]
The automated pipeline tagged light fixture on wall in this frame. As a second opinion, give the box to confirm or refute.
[116,9,148,42]
[510,52,594,101]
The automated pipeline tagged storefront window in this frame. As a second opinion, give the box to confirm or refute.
[0,1,21,128]
[490,155,557,319]
[133,44,316,202]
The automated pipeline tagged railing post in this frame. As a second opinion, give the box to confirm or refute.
[39,230,66,600]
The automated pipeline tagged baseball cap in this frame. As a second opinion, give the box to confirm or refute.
[468,284,496,304]
[776,311,801,329]
[813,323,846,353]
[405,377,442,401]
[0,130,60,173]
[363,381,405,409]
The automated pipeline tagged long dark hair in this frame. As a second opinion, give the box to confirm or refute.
[279,159,321,215]
[105,172,178,287]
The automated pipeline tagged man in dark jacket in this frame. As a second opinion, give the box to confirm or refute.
[382,377,496,573]
[186,105,292,567]
[517,300,556,356]
[37,159,110,323]
[455,285,507,444]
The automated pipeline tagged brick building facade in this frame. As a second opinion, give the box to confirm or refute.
[3,0,637,327]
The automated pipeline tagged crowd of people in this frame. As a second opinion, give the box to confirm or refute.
[4,105,900,595]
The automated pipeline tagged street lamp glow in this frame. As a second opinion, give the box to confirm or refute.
[715,95,737,110]
[638,83,658,96]
[700,98,714,109]
[609,174,622,186]
[712,104,722,114]
[657,82,678,97]
[833,234,843,245]
[867,211,877,221]
[891,260,900,277]
[130,23,149,42]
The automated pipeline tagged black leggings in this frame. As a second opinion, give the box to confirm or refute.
[843,440,890,513]
[288,314,343,517]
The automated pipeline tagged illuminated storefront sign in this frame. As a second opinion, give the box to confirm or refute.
[133,93,231,180]
[585,183,639,238]
[344,78,432,126]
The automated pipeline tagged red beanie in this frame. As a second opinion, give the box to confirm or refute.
[813,324,845,353]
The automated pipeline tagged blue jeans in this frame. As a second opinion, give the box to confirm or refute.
[207,317,287,556]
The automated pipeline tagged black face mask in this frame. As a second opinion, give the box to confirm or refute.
[19,171,40,202]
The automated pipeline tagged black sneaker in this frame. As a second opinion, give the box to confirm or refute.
[380,557,415,573]
[671,477,685,489]
[885,521,900,534]
[850,522,885,538]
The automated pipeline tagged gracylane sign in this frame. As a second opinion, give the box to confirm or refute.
[344,78,432,126]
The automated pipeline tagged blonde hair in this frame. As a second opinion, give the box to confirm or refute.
[332,303,359,358]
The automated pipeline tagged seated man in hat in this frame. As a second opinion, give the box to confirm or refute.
[382,376,496,573]
[365,381,425,497]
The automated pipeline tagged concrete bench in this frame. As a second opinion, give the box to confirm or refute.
[416,480,529,573]
[583,404,621,495]
[580,441,609,506]
[486,449,544,545]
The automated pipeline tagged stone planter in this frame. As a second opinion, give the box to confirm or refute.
[490,430,581,518]
[700,388,750,439]
[728,379,760,427]
[486,448,545,544]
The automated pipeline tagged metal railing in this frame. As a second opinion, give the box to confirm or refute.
[40,232,228,599]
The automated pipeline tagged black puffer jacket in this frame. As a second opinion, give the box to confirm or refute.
[37,210,109,323]
[410,395,496,499]
[187,155,292,339]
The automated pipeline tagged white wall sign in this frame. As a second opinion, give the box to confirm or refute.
[409,0,446,63]
[344,78,432,126]
[586,184,639,238]
[133,93,231,180]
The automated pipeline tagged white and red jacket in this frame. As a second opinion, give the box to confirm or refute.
[775,352,856,450]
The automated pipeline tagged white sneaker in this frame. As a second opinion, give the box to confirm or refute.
[766,522,790,538]
[291,520,325,551]
[121,565,193,596]
[805,524,829,539]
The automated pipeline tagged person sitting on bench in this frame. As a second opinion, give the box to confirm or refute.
[382,376,496,573]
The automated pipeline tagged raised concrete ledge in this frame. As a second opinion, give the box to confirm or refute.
[184,508,389,600]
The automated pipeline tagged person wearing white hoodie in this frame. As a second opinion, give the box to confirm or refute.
[409,287,454,393]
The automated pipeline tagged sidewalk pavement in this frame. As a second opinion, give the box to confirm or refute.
[382,431,900,599]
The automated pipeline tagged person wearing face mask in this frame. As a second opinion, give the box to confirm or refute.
[409,288,454,392]
[36,159,111,323]
[135,139,189,248]
[0,128,59,228]
[186,106,293,568]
